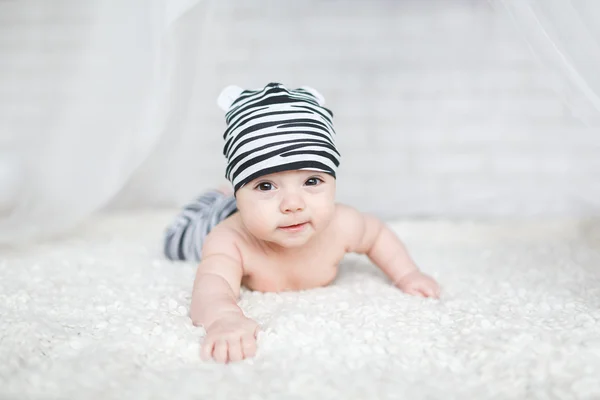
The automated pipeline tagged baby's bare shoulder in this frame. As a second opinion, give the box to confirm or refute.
[204,213,261,259]
[328,203,368,249]
[332,203,366,229]
[201,215,246,259]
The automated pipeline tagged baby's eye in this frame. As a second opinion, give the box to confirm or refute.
[305,177,323,186]
[255,182,274,191]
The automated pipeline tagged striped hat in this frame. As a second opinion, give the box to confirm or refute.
[217,82,341,192]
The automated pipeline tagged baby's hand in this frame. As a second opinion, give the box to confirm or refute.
[394,270,441,299]
[201,312,259,363]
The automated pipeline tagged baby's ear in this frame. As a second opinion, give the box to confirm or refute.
[217,85,244,111]
[300,86,326,106]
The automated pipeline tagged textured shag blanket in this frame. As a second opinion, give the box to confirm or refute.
[1,211,600,399]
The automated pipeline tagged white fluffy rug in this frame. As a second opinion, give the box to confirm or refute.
[2,211,600,399]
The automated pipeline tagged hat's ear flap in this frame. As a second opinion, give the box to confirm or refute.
[217,85,244,111]
[300,86,326,106]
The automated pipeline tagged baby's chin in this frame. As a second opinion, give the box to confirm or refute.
[273,237,312,248]
[265,229,317,249]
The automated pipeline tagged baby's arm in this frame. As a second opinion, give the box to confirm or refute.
[190,231,259,363]
[339,205,440,298]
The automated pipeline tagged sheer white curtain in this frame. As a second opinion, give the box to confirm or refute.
[2,0,600,246]
[497,0,600,125]
[0,0,206,245]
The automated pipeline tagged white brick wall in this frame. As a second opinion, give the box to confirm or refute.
[3,0,599,219]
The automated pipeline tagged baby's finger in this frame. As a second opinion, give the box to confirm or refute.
[227,338,244,363]
[241,334,257,358]
[200,337,215,361]
[429,284,441,299]
[404,287,425,297]
[213,339,229,363]
[420,285,437,298]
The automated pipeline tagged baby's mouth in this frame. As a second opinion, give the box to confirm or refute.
[278,222,309,232]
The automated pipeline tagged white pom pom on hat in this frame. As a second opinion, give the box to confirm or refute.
[217,85,244,112]
[300,86,326,106]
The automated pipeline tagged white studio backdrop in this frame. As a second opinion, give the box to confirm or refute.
[1,0,600,245]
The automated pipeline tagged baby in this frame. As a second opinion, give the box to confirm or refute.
[163,82,441,364]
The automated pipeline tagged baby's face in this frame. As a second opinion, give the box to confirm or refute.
[235,170,336,249]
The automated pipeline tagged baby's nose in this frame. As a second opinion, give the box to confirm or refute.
[280,193,305,213]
